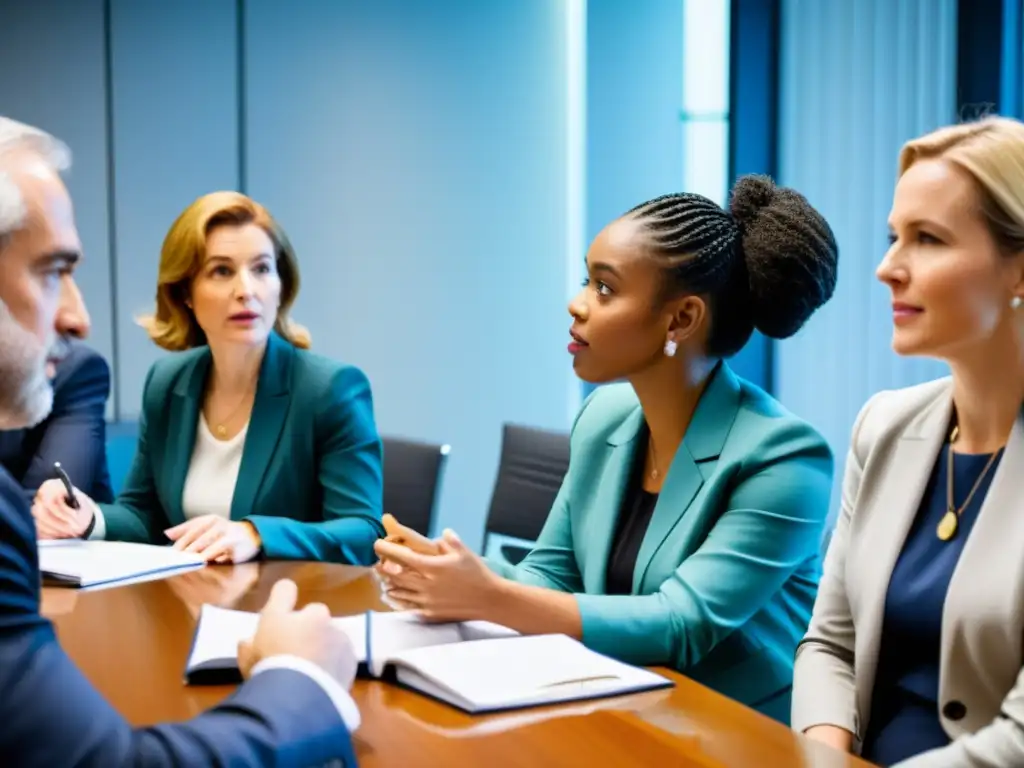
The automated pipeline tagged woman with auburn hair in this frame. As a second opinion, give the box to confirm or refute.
[32,191,385,564]
[793,116,1024,767]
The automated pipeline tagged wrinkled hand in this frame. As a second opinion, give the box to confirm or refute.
[32,478,97,539]
[165,515,262,563]
[238,579,358,691]
[373,529,501,622]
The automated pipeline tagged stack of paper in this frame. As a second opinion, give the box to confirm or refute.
[37,540,205,588]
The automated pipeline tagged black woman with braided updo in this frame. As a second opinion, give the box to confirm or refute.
[375,174,840,723]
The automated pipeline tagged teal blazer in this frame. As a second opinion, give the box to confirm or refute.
[97,332,385,564]
[489,363,833,722]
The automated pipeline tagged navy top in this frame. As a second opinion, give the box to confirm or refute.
[861,444,1002,766]
[605,424,659,596]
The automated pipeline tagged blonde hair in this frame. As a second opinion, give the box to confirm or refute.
[899,116,1024,255]
[138,191,310,351]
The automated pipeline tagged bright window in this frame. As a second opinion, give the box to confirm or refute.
[682,0,731,206]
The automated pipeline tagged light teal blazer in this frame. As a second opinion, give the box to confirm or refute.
[489,363,834,722]
[96,332,385,564]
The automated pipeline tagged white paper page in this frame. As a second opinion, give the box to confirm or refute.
[189,605,260,669]
[391,634,667,711]
[458,619,519,642]
[366,611,464,677]
[331,614,368,663]
[38,541,205,586]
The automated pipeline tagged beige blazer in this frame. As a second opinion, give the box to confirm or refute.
[791,377,1024,767]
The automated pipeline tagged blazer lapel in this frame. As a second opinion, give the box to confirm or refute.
[939,404,1024,712]
[586,405,645,594]
[230,334,293,520]
[166,352,208,526]
[854,388,952,720]
[634,363,743,591]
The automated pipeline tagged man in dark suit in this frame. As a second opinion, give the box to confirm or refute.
[0,337,114,504]
[0,118,361,764]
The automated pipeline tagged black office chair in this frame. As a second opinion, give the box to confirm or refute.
[482,423,570,566]
[381,435,450,537]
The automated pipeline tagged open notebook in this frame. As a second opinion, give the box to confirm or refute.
[186,605,673,714]
[37,540,205,588]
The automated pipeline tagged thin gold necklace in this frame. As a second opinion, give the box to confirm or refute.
[208,390,253,438]
[647,437,662,481]
[936,424,1003,541]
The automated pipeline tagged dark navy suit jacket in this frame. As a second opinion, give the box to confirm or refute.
[0,342,114,504]
[0,465,357,766]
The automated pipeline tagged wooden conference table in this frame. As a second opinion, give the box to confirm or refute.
[41,562,874,768]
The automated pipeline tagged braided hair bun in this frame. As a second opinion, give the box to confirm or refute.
[728,175,838,339]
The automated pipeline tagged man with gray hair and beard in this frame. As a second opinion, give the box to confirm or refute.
[0,116,361,766]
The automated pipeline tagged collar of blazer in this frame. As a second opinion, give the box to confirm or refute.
[604,360,743,461]
[172,330,294,400]
[165,331,295,524]
[591,362,744,593]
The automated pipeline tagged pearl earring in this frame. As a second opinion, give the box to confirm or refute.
[664,338,678,357]
[1012,296,1022,310]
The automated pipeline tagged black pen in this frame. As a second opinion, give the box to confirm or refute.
[53,462,79,509]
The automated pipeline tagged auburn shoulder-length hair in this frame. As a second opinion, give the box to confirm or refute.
[138,191,311,351]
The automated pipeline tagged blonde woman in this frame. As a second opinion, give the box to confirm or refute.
[793,117,1024,766]
[32,191,385,564]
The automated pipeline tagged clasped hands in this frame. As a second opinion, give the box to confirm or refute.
[372,514,502,623]
[31,479,262,563]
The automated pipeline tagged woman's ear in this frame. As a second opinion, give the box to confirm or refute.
[668,295,707,342]
[1009,253,1024,310]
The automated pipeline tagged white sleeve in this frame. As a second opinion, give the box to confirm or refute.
[251,654,361,732]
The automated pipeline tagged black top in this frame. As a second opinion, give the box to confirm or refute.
[861,445,1001,766]
[605,424,659,596]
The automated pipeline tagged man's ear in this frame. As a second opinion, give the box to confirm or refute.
[667,295,707,343]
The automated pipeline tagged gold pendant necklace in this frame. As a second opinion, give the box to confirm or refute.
[938,425,1002,541]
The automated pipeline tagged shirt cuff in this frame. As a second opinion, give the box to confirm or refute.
[88,505,106,540]
[251,654,361,732]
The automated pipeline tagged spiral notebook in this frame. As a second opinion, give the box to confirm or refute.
[185,605,673,714]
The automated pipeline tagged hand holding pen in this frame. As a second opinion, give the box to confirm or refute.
[53,462,79,510]
[29,463,97,540]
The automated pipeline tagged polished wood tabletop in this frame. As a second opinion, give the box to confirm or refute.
[41,562,874,767]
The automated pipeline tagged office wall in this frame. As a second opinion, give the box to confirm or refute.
[586,0,684,245]
[0,0,578,549]
[243,0,576,545]
[776,0,957,511]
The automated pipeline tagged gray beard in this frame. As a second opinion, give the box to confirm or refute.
[0,297,54,430]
